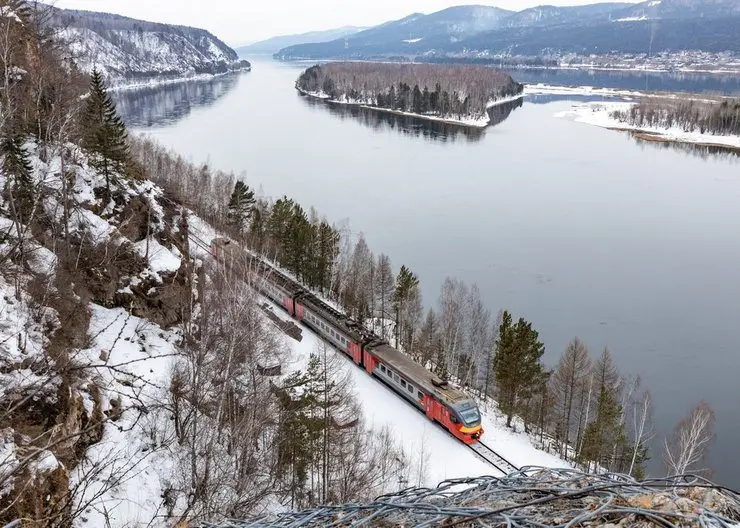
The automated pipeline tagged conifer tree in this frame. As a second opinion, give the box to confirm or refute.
[434,343,449,382]
[1,135,35,224]
[227,180,256,234]
[493,311,546,428]
[80,68,129,197]
[580,384,624,471]
[393,265,420,349]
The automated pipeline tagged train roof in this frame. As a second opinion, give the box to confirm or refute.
[367,342,472,405]
[298,292,376,343]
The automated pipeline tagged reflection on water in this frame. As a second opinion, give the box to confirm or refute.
[113,74,242,128]
[299,95,523,143]
[632,135,740,161]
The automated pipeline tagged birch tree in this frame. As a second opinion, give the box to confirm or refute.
[664,401,716,477]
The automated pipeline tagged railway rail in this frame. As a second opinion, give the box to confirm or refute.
[468,441,519,475]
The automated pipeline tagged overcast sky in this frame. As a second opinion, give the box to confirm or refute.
[52,0,641,45]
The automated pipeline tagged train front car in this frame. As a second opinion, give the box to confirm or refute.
[449,399,483,443]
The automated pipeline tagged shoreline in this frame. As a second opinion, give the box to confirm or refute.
[523,84,734,103]
[555,101,740,152]
[296,86,524,128]
[110,66,251,92]
[277,58,740,76]
[510,63,740,76]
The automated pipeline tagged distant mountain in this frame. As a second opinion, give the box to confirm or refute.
[50,8,251,82]
[276,0,740,61]
[275,5,512,60]
[501,3,630,28]
[236,26,365,56]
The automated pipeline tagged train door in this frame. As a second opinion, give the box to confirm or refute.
[349,343,362,365]
[424,394,436,420]
[292,297,305,320]
[285,296,295,316]
[363,350,375,374]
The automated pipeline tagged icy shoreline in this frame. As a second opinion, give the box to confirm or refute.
[523,83,733,104]
[297,86,524,128]
[555,101,740,150]
[109,65,251,92]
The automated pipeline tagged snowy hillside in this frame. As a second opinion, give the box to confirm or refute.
[51,8,250,83]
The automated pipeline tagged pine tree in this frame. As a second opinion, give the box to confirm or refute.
[434,343,449,382]
[315,220,339,294]
[393,265,419,349]
[80,68,129,198]
[1,135,35,224]
[227,181,256,234]
[493,311,546,428]
[580,384,624,471]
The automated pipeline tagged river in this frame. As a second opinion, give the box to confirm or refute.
[116,60,740,486]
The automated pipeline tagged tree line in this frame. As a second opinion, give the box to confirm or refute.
[612,97,740,136]
[297,62,523,119]
[133,134,718,480]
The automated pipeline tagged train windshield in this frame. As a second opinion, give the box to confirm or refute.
[455,401,480,426]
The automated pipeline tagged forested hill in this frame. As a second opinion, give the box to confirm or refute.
[49,7,251,82]
[275,0,740,62]
[296,62,523,126]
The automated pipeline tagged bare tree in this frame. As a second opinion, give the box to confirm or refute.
[628,389,654,478]
[551,337,591,459]
[374,253,394,339]
[664,401,716,477]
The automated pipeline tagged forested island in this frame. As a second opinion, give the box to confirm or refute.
[296,62,524,127]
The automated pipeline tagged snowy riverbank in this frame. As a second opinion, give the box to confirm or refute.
[555,101,740,150]
[109,65,251,92]
[297,86,524,128]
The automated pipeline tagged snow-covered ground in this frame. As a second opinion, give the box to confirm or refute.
[524,83,730,105]
[71,306,181,527]
[524,83,647,99]
[108,67,251,93]
[555,101,740,150]
[269,302,570,487]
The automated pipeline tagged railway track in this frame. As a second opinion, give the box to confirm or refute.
[184,229,522,476]
[468,441,520,475]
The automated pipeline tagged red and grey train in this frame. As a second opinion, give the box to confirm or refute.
[211,238,483,444]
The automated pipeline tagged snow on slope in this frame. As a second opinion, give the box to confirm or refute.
[270,303,570,486]
[71,306,181,527]
[52,9,250,83]
[555,101,740,150]
[0,141,191,525]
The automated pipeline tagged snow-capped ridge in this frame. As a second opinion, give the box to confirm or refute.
[50,7,250,83]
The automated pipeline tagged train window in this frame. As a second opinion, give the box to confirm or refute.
[408,385,413,394]
[418,391,424,399]
[380,365,385,373]
[451,414,459,424]
[401,379,406,388]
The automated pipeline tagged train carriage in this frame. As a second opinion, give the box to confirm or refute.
[211,237,484,445]
[366,342,483,444]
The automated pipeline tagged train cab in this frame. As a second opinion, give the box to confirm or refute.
[450,400,483,443]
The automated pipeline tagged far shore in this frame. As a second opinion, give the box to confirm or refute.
[296,86,524,129]
[110,65,251,92]
[555,101,740,152]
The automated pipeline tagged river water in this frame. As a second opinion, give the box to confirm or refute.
[116,61,740,486]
